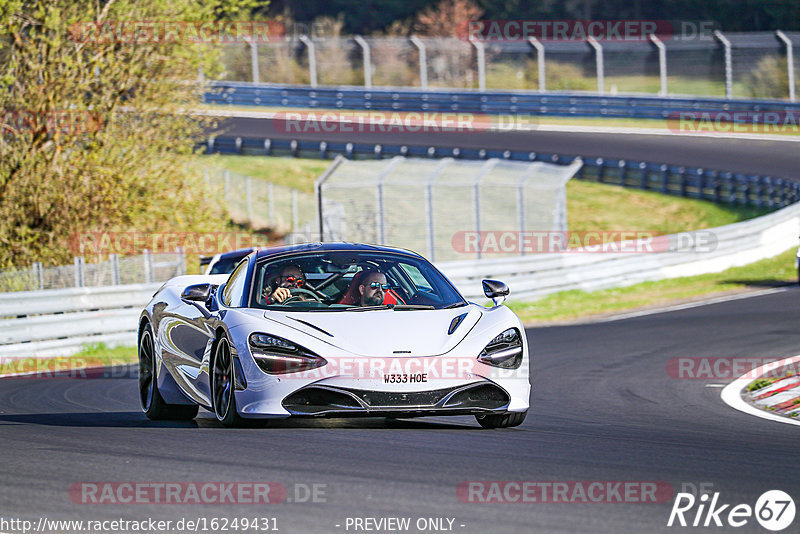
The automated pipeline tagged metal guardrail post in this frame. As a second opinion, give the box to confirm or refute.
[249,41,260,84]
[33,262,43,290]
[587,36,604,95]
[143,250,153,284]
[714,30,733,99]
[528,37,546,92]
[649,34,668,96]
[354,35,372,88]
[73,257,84,288]
[470,38,486,91]
[110,254,120,285]
[776,30,796,102]
[299,35,318,88]
[409,36,428,89]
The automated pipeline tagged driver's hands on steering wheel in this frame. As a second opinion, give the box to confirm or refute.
[269,287,292,304]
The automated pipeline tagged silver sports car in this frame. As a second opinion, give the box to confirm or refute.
[138,243,530,428]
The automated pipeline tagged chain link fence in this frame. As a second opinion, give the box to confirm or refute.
[204,168,317,234]
[317,156,581,262]
[217,33,800,100]
[0,252,185,293]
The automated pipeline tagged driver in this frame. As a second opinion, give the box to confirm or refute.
[262,263,307,304]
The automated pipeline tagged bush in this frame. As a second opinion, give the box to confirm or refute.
[744,56,800,99]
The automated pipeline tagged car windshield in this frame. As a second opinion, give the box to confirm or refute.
[249,251,466,311]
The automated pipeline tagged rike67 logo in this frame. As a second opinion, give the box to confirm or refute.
[668,490,795,530]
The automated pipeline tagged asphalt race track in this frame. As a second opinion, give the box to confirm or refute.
[1,289,798,534]
[214,116,800,181]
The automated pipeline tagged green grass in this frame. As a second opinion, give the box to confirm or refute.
[508,248,796,323]
[0,343,137,376]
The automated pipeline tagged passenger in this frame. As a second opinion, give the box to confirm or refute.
[262,263,306,304]
[358,271,390,306]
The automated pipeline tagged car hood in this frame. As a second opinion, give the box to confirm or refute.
[262,307,482,357]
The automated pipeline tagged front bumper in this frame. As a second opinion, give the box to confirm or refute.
[281,380,510,417]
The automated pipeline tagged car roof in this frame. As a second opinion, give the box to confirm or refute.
[252,242,425,261]
[219,247,258,259]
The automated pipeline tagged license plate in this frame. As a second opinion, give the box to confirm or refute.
[383,373,428,384]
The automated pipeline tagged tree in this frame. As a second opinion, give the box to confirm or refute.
[0,0,260,266]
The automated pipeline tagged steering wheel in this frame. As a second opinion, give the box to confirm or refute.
[283,287,323,303]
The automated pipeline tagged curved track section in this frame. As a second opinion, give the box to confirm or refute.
[1,289,798,533]
[214,117,800,181]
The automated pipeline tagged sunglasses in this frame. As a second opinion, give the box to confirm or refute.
[368,282,390,290]
[280,275,304,288]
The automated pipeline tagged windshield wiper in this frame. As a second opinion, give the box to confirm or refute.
[344,305,392,311]
[442,302,468,309]
[392,305,435,310]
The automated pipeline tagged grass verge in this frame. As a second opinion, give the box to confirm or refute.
[0,343,137,377]
[508,248,796,324]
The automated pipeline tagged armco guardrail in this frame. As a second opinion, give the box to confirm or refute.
[440,201,800,301]
[0,283,161,358]
[1,202,797,358]
[205,82,800,122]
[204,136,800,209]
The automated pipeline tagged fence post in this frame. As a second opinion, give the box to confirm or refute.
[249,41,260,83]
[177,247,186,276]
[268,182,275,228]
[73,257,84,288]
[714,30,733,99]
[587,36,604,95]
[473,159,499,260]
[354,35,372,88]
[649,34,668,96]
[410,35,428,89]
[110,254,120,285]
[528,37,546,92]
[143,249,153,284]
[33,261,43,290]
[246,175,254,223]
[292,189,299,233]
[776,30,796,102]
[470,37,486,91]
[375,157,404,245]
[299,35,318,88]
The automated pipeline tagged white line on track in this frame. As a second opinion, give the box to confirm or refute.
[720,354,800,427]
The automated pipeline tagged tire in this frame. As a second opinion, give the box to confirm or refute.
[138,323,199,421]
[475,411,527,429]
[212,335,246,427]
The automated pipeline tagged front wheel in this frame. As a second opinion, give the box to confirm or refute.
[138,323,198,421]
[475,411,527,429]
[212,335,246,427]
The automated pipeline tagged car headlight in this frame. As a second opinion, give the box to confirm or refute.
[249,333,327,374]
[477,328,523,369]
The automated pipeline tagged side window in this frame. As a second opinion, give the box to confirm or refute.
[222,260,248,307]
[400,263,433,291]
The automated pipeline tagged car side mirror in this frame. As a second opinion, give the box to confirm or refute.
[482,279,510,306]
[181,283,211,302]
